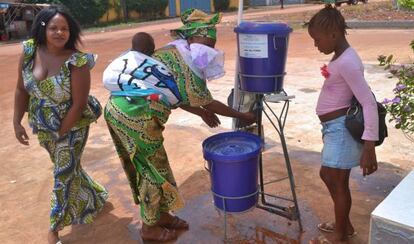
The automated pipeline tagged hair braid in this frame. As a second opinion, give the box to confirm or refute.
[308,4,348,36]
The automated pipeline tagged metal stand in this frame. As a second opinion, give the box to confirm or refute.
[239,90,302,231]
[210,90,302,241]
[205,161,260,241]
[212,190,259,240]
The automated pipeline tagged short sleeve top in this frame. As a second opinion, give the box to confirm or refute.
[22,39,96,133]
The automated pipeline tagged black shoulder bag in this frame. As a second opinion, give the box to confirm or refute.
[345,96,388,146]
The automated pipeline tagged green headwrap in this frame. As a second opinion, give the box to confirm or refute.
[171,8,222,40]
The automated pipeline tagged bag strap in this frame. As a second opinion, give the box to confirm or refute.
[353,91,377,103]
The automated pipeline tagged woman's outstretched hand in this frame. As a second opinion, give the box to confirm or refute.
[241,111,257,126]
[360,141,377,176]
[14,123,29,145]
[201,109,221,128]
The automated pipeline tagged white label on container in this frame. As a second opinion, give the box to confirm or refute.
[239,34,268,58]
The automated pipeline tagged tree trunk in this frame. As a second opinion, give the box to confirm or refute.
[120,0,128,22]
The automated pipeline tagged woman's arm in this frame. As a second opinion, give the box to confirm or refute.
[202,100,256,124]
[13,53,30,145]
[179,104,220,128]
[57,64,90,136]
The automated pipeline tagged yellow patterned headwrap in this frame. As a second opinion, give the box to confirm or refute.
[171,8,222,40]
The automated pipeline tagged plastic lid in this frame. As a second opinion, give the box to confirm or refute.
[234,21,292,35]
[203,131,262,162]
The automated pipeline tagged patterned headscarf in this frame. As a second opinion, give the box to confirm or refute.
[171,8,222,40]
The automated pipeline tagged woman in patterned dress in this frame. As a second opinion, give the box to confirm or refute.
[104,8,255,242]
[13,7,108,244]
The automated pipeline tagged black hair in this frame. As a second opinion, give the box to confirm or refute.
[131,32,155,56]
[31,6,81,50]
[308,4,349,36]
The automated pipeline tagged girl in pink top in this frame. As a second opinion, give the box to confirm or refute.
[307,5,378,244]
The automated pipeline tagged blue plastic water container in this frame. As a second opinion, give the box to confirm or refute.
[202,131,262,213]
[234,22,292,93]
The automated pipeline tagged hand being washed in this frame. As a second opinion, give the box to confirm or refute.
[201,109,221,128]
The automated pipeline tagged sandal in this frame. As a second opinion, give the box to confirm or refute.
[348,231,358,238]
[317,222,358,238]
[161,216,189,230]
[140,226,177,242]
[317,222,335,233]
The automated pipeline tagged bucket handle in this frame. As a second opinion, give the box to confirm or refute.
[204,160,212,173]
[273,36,288,51]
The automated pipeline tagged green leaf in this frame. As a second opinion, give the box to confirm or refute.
[386,54,394,64]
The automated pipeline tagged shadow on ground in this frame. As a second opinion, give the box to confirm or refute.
[170,134,405,244]
[56,124,406,244]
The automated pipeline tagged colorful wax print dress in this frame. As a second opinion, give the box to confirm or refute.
[104,45,213,225]
[22,39,108,231]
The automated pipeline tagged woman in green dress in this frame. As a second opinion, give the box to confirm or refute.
[104,8,255,242]
[13,7,108,244]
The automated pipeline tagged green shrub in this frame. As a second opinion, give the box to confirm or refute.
[244,0,250,9]
[23,0,109,26]
[379,40,414,138]
[398,0,414,10]
[214,0,230,11]
[63,0,109,26]
[126,0,168,19]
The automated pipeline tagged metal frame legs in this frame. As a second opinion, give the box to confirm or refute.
[254,92,302,231]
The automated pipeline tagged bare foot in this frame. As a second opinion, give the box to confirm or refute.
[141,224,177,242]
[47,230,60,244]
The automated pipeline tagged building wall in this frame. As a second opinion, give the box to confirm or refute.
[99,0,119,23]
[99,0,172,23]
[99,0,214,22]
[229,0,239,8]
[230,0,304,7]
[175,0,180,16]
[178,0,212,14]
[250,0,267,5]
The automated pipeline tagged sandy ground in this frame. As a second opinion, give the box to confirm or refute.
[1,4,413,244]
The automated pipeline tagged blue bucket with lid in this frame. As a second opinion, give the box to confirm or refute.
[203,131,262,212]
[234,21,292,93]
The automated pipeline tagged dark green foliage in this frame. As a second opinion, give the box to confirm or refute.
[398,0,414,10]
[214,0,230,11]
[23,0,109,26]
[126,0,168,19]
[244,0,250,9]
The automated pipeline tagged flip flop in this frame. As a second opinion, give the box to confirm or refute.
[317,222,358,238]
[161,216,189,230]
[348,231,358,238]
[140,227,177,242]
[317,222,335,233]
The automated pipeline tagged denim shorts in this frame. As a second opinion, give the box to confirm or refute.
[321,115,363,169]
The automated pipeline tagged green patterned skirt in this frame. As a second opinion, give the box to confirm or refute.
[38,127,108,231]
[104,96,184,225]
